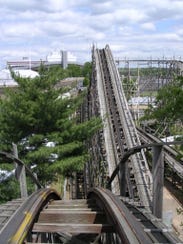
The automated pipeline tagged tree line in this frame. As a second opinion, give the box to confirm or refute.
[0,63,101,202]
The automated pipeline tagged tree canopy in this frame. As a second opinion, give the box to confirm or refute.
[143,76,183,123]
[0,63,101,187]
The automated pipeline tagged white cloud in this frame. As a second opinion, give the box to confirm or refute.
[114,9,148,23]
[0,0,183,68]
[141,23,156,31]
[91,2,114,14]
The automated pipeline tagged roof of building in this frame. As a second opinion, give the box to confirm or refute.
[14,69,39,78]
[0,69,39,87]
[0,69,18,87]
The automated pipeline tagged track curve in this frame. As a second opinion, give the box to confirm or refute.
[0,187,180,243]
[88,187,152,243]
[0,188,60,243]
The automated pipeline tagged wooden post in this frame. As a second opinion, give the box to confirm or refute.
[13,143,28,198]
[34,173,38,191]
[152,145,164,218]
[119,162,126,196]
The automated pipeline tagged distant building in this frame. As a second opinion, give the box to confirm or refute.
[46,50,77,64]
[62,51,68,69]
[0,69,18,87]
[7,50,77,70]
[14,69,39,78]
[128,96,155,106]
[0,68,39,90]
[6,60,43,70]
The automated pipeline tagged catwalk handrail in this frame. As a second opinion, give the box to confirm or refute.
[0,151,42,188]
[107,141,183,189]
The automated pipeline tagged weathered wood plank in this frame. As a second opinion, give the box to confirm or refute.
[38,211,106,224]
[45,208,98,211]
[50,199,95,205]
[47,204,95,209]
[33,223,114,234]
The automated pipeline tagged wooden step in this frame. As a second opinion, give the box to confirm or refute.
[47,203,95,208]
[50,199,95,205]
[46,205,98,211]
[46,199,99,211]
[32,199,114,237]
[38,211,106,224]
[45,208,99,212]
[32,223,114,234]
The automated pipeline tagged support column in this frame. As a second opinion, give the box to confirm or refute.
[13,143,28,198]
[152,145,164,218]
[119,162,126,196]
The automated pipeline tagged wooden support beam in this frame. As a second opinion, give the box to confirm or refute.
[152,145,164,218]
[12,143,28,198]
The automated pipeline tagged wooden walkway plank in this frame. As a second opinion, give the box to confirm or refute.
[38,211,106,224]
[33,223,114,234]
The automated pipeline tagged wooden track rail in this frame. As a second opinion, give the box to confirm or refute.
[0,45,182,243]
[0,188,181,243]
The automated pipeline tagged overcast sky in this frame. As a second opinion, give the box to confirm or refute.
[0,0,183,68]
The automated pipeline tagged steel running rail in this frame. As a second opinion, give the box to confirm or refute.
[0,188,60,243]
[0,187,181,243]
[88,187,181,243]
[107,141,183,189]
[103,45,152,207]
[88,187,153,243]
[94,47,120,194]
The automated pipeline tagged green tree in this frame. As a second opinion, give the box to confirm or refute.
[82,62,92,77]
[82,62,92,87]
[143,76,183,123]
[0,177,20,204]
[0,65,101,187]
[67,64,82,77]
